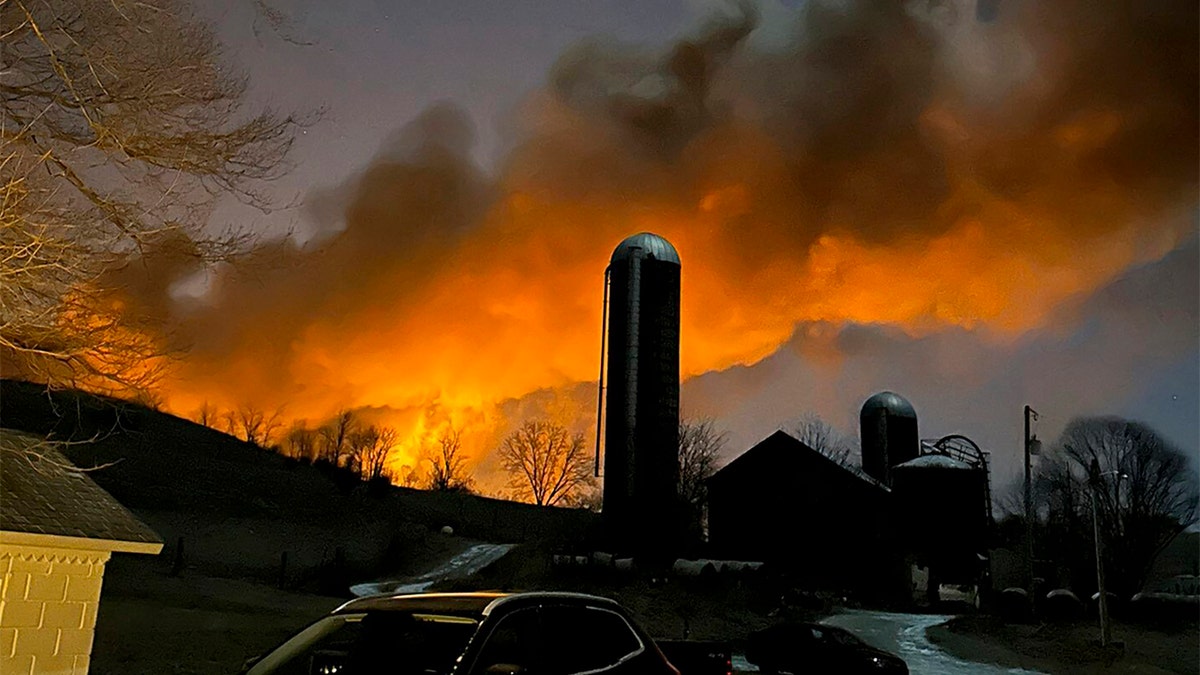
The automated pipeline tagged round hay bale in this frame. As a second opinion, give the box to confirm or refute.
[996,587,1032,622]
[1043,588,1084,621]
[1130,592,1200,625]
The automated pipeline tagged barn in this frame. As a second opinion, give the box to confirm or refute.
[706,430,903,595]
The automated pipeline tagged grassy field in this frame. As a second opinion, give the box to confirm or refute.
[91,557,343,675]
[1,379,597,589]
[6,380,1193,673]
[927,615,1199,675]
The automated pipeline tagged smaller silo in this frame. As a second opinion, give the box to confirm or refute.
[891,453,989,582]
[859,391,919,486]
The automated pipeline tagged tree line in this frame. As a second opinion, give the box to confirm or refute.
[190,401,868,520]
[1001,415,1198,598]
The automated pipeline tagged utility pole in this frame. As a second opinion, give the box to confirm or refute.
[1024,405,1040,592]
[1090,458,1112,647]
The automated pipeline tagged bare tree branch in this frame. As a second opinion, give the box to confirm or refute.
[678,416,724,511]
[1027,416,1199,597]
[791,412,857,467]
[347,424,397,481]
[499,420,593,506]
[1,0,308,398]
[424,425,474,492]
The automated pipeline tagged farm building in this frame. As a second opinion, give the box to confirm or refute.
[0,429,162,675]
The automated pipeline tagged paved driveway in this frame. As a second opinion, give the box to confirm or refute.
[822,610,1045,675]
[732,610,1046,674]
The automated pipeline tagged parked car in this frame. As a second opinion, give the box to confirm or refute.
[240,591,681,675]
[656,640,732,675]
[745,622,907,675]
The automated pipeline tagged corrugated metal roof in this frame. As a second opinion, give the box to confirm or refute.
[610,232,681,265]
[0,429,162,546]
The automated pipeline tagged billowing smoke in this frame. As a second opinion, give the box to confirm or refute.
[116,0,1197,488]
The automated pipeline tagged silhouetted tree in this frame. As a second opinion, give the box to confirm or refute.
[0,0,303,398]
[1034,417,1199,597]
[348,424,397,481]
[499,420,593,506]
[397,464,422,488]
[230,404,283,447]
[678,417,725,513]
[425,426,474,492]
[193,402,219,428]
[792,413,856,466]
[318,409,354,466]
[284,423,318,461]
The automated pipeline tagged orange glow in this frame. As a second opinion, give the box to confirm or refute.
[153,173,1188,493]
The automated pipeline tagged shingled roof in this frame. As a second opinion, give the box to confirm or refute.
[0,429,161,553]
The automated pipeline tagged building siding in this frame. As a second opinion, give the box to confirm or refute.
[0,543,109,675]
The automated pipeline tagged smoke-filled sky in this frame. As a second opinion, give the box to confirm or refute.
[135,0,1197,493]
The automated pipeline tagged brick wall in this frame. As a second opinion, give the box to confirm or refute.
[0,543,111,675]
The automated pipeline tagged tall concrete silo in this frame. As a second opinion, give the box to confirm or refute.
[598,232,681,555]
[860,391,919,486]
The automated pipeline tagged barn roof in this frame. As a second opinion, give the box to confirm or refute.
[0,429,161,552]
[709,430,889,492]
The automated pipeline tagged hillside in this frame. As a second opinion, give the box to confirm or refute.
[1,379,610,674]
[0,379,598,587]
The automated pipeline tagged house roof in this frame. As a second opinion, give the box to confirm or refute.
[709,429,889,492]
[0,429,162,553]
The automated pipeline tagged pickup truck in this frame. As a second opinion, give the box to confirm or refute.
[241,591,727,675]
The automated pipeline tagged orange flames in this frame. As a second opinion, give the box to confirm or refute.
[142,2,1195,492]
[154,180,1188,490]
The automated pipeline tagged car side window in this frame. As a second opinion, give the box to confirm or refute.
[538,606,643,674]
[473,608,543,674]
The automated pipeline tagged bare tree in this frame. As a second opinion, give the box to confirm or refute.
[348,424,397,481]
[425,426,474,492]
[499,420,594,506]
[317,409,354,466]
[397,464,422,488]
[678,417,726,513]
[1036,416,1200,597]
[230,404,283,447]
[283,423,318,461]
[193,401,219,428]
[792,413,857,466]
[0,0,303,398]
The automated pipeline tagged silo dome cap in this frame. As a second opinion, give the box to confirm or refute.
[894,454,972,471]
[861,391,917,418]
[610,232,680,265]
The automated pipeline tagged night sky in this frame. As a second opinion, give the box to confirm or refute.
[172,0,1198,494]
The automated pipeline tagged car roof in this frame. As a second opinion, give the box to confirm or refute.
[334,591,623,619]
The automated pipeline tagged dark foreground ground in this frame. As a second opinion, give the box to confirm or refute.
[92,558,342,675]
[927,615,1199,675]
[90,545,784,674]
[92,550,1199,675]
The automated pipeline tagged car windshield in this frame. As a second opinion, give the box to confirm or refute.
[247,611,479,675]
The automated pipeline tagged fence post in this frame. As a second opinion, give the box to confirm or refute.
[170,536,185,577]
